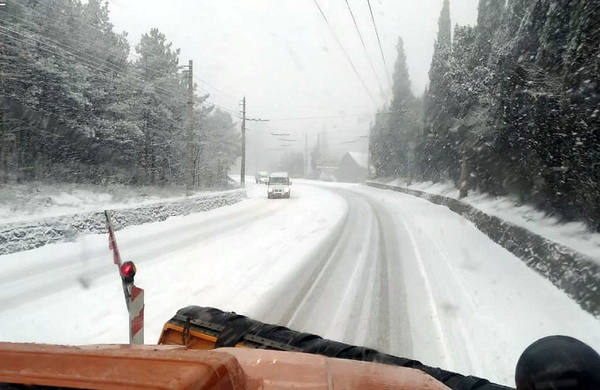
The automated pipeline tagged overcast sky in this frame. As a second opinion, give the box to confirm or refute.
[106,0,479,166]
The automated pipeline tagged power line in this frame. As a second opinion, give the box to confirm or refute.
[366,0,392,89]
[0,26,176,94]
[0,30,239,121]
[3,2,240,111]
[0,25,178,99]
[268,113,370,121]
[311,0,376,105]
[264,110,401,122]
[0,6,143,70]
[343,0,385,97]
[0,9,128,69]
[206,102,240,117]
[0,12,182,89]
[194,77,238,102]
[0,23,240,115]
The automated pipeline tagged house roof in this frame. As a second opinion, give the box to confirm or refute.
[345,152,368,169]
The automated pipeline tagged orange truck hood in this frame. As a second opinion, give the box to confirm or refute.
[0,342,449,389]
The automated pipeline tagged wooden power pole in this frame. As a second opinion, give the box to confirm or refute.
[240,97,246,186]
[186,60,194,195]
[304,132,308,178]
[240,97,269,187]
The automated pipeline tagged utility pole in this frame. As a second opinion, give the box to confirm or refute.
[239,97,269,187]
[240,96,246,186]
[304,132,308,178]
[0,108,5,183]
[185,60,194,195]
[367,133,372,179]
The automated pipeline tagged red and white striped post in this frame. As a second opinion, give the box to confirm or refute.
[126,283,144,344]
[105,211,145,345]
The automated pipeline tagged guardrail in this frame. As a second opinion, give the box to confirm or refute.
[366,181,600,317]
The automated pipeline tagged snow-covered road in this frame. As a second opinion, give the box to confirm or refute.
[1,181,599,386]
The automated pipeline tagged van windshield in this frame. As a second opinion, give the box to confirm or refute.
[269,177,289,185]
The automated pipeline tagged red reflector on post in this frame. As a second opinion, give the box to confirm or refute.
[121,263,133,276]
[120,261,136,283]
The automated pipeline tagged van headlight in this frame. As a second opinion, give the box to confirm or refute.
[284,188,290,193]
[268,188,273,192]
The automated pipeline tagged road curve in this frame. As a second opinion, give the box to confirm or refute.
[1,180,599,387]
[254,187,413,358]
[249,181,600,386]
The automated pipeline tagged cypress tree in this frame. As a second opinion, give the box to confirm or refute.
[422,0,453,180]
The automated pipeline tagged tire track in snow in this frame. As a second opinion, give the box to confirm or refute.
[279,202,355,328]
[247,205,349,325]
[329,207,377,345]
[396,215,454,368]
[378,190,479,372]
[368,206,392,351]
[365,195,413,357]
[412,225,481,374]
[251,188,368,332]
[262,186,413,357]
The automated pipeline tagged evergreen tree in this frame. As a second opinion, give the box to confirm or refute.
[475,0,504,62]
[0,1,240,188]
[133,28,187,184]
[454,0,504,196]
[369,105,390,176]
[425,0,452,138]
[370,0,600,228]
[196,108,240,187]
[369,37,421,178]
[422,0,453,180]
[388,37,419,177]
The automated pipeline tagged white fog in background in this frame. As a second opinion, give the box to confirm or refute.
[106,0,478,171]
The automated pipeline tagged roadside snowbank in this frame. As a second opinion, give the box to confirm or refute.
[386,179,600,262]
[0,189,245,255]
[0,182,241,224]
[368,180,600,317]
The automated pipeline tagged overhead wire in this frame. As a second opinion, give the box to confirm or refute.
[2,2,138,66]
[5,0,384,121]
[0,12,185,92]
[0,25,180,100]
[0,11,144,73]
[310,0,377,105]
[267,112,387,121]
[194,77,239,102]
[0,27,240,121]
[0,28,240,118]
[365,0,392,89]
[2,2,240,112]
[343,0,385,97]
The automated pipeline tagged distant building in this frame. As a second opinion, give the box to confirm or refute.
[315,164,338,182]
[336,152,369,183]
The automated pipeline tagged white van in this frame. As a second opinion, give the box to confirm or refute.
[267,172,291,199]
[255,171,269,184]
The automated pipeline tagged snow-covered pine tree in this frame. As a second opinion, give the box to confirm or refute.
[388,37,420,177]
[421,0,453,181]
[133,28,187,185]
